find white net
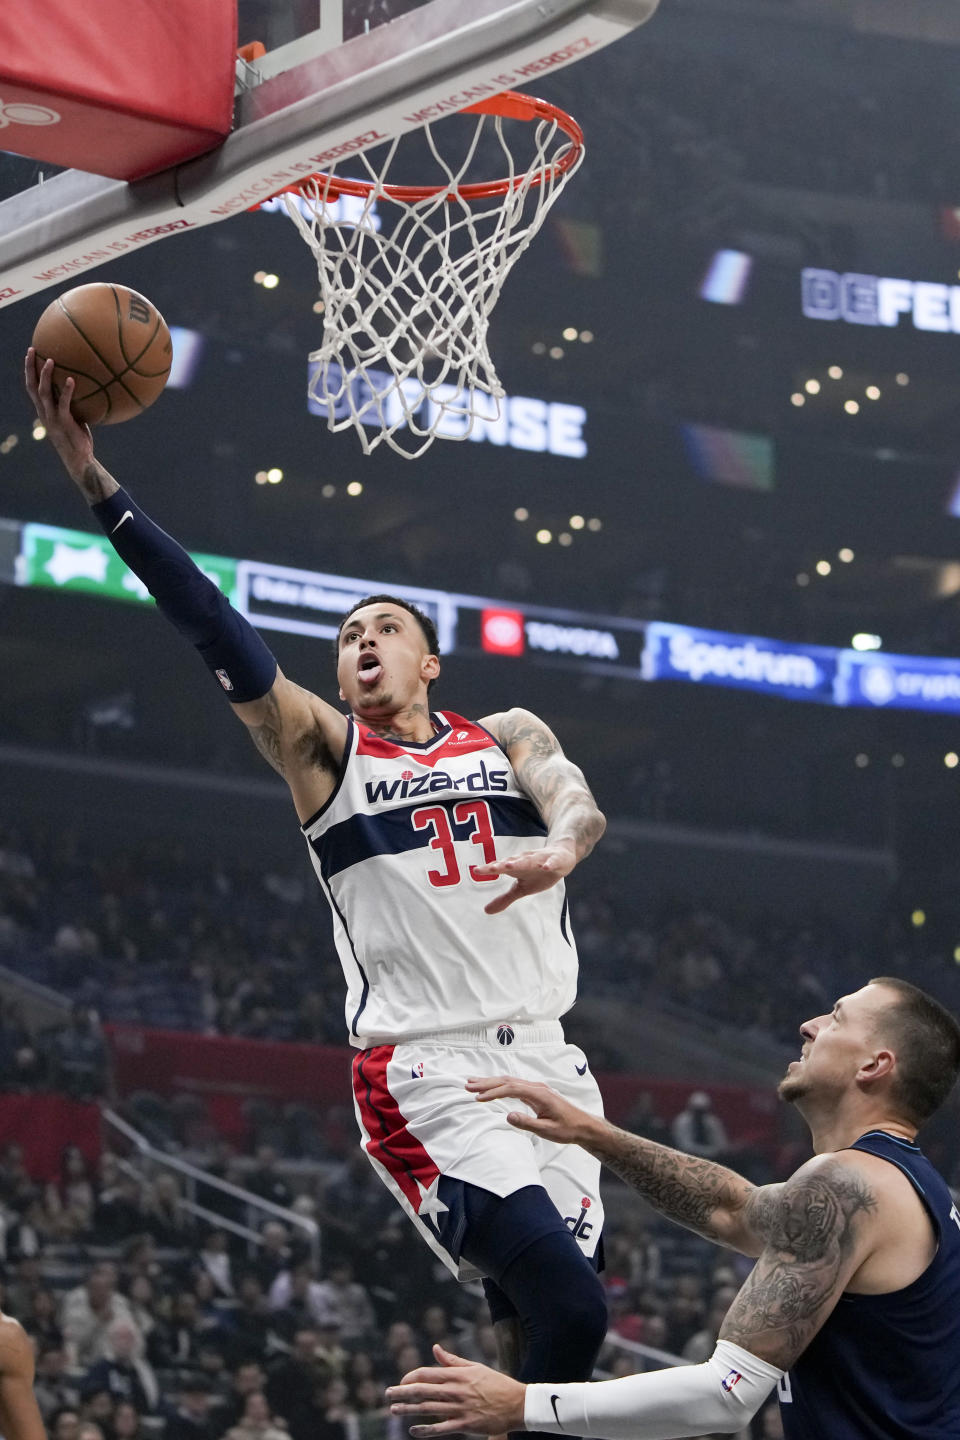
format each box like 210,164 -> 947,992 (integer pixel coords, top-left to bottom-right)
285,96 -> 583,459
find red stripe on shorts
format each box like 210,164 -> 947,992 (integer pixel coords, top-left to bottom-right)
352,1046 -> 440,1213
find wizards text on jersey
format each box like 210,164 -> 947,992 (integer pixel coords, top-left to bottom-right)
300,711 -> 578,1046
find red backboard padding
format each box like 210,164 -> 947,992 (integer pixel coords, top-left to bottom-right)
0,0 -> 237,180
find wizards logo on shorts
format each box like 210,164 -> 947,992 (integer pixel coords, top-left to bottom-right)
721,1370 -> 743,1393
496,1024 -> 515,1046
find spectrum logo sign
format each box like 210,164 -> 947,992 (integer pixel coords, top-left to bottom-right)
481,609 -> 525,656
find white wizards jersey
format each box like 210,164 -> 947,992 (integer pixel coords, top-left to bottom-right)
301,711 -> 578,1046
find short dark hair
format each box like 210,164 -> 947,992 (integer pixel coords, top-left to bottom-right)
335,594 -> 440,693
869,977 -> 960,1125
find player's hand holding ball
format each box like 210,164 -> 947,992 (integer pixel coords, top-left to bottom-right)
24,347 -> 95,484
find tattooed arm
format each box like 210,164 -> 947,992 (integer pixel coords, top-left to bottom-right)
465,1074 -> 778,1254
476,708 -> 605,913
388,1150 -> 880,1438
233,675 -> 347,821
719,1154 -> 878,1369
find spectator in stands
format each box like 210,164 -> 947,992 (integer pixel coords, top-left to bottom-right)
384,1321 -> 417,1364
33,1344 -> 80,1420
164,1379 -> 221,1440
6,1039 -> 47,1092
220,1276 -> 272,1364
681,1291 -> 732,1364
21,1287 -> 63,1348
119,1277 -> 154,1348
268,1262 -> 330,1333
313,1322 -> 349,1383
113,1400 -> 143,1440
82,1318 -> 158,1414
312,1261 -> 376,1343
245,1148 -> 293,1211
61,1263 -> 138,1367
0,1143 -> 38,1212
5,1255 -> 43,1316
221,1361 -> 269,1429
49,1406 -> 82,1440
93,1170 -> 144,1243
460,1319 -> 500,1367
604,1279 -> 644,1345
623,1090 -> 670,1147
224,1391 -> 289,1440
352,1376 -> 387,1440
56,1145 -> 96,1234
121,1234 -> 160,1287
265,1327 -> 329,1438
142,1174 -> 194,1248
147,1292 -> 215,1371
390,1342 -> 424,1385
419,1304 -> 455,1354
318,1153 -> 394,1264
315,1377 -> 355,1440
670,1090 -> 729,1161
252,1223 -> 291,1291
46,1005 -> 109,1099
80,1391 -> 115,1435
197,1229 -> 234,1298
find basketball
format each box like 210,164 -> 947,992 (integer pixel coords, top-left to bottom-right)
31,283 -> 172,426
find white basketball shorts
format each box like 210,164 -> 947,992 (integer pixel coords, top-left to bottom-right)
350,1020 -> 604,1280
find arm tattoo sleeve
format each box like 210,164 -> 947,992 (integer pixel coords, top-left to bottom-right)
719,1161 -> 877,1369
248,692 -> 287,778
246,688 -> 336,782
496,710 -> 605,857
587,1125 -> 757,1245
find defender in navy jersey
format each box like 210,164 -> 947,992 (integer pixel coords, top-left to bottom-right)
388,977 -> 960,1440
28,350 -> 612,1431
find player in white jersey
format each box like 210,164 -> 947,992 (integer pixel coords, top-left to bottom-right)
28,352 -> 612,1433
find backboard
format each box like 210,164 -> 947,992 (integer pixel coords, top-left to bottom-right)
0,0 -> 660,310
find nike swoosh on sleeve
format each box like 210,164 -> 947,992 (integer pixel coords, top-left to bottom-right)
575,1062 -> 588,1075
111,510 -> 133,533
549,1395 -> 563,1427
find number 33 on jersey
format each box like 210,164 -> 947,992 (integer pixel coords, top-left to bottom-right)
301,713 -> 578,1045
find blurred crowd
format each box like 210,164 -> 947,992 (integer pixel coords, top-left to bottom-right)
0,1124 -> 786,1440
2,818 -> 958,1440
575,42 -> 960,221
2,823 -> 960,1070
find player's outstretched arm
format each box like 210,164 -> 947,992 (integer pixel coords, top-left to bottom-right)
25,349 -> 347,820
388,1336 -> 782,1438
0,1315 -> 47,1440
466,1074 -> 775,1256
475,707 -> 605,913
388,1157 -> 877,1438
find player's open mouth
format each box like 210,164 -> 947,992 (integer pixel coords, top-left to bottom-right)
358,657 -> 383,686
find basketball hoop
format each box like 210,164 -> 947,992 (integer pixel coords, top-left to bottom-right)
265,92 -> 584,459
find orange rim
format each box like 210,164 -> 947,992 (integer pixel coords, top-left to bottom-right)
256,91 -> 583,207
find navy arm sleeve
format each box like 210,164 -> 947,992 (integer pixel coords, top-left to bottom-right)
90,486 -> 277,704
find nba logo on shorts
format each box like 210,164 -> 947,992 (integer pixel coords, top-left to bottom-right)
215,668 -> 234,691
411,1060 -> 424,1079
496,1024 -> 515,1046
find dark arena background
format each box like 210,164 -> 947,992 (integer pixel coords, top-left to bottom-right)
2,2 -> 960,1438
